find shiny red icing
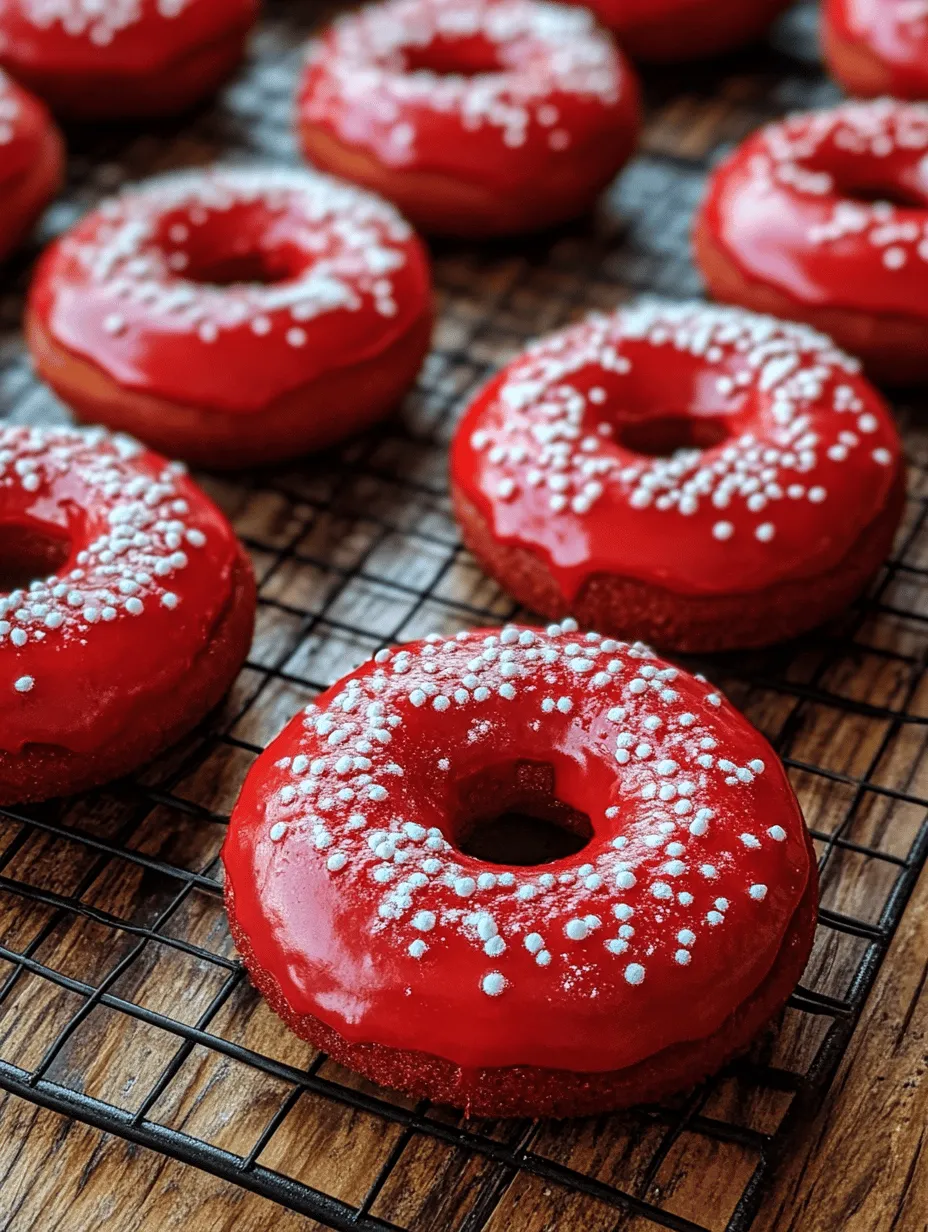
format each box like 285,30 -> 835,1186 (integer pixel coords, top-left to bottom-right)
575,0 -> 786,46
224,622 -> 812,1074
699,100 -> 928,321
298,0 -> 638,195
28,167 -> 432,416
0,0 -> 256,77
0,67 -> 54,185
0,424 -> 243,755
825,0 -> 928,98
451,303 -> 901,602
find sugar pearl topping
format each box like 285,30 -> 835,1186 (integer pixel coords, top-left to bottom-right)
452,301 -> 900,599
1,0 -> 254,59
702,99 -> 928,318
224,622 -> 812,1073
29,167 -> 430,414
0,424 -> 241,753
300,0 -> 632,174
15,0 -> 194,41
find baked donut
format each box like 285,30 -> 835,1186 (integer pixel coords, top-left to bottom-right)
297,0 -> 640,238
579,0 -> 792,62
26,167 -> 433,470
450,303 -> 904,653
695,99 -> 928,383
823,0 -> 928,100
223,622 -> 817,1118
0,0 -> 258,120
0,69 -> 62,263
0,425 -> 255,805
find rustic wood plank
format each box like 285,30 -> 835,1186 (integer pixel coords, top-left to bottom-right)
0,1091 -> 321,1232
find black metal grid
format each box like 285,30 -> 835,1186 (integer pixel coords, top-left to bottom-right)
0,2 -> 927,1228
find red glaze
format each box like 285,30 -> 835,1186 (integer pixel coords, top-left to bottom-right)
0,0 -> 258,119
576,0 -> 792,61
451,302 -> 902,639
0,424 -> 254,798
0,69 -> 63,262
27,168 -> 433,468
824,0 -> 928,99
696,101 -> 928,380
297,0 -> 640,238
224,623 -> 814,1101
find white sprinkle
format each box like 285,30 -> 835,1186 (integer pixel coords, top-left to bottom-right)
481,972 -> 506,997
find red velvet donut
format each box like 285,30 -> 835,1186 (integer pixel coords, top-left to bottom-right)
223,622 -> 817,1118
297,0 -> 640,238
695,100 -> 928,383
0,425 -> 255,805
824,0 -> 928,100
0,69 -> 62,263
450,303 -> 904,653
0,0 -> 258,119
26,168 -> 433,470
577,0 -> 793,62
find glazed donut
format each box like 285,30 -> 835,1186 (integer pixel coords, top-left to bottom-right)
450,303 -> 904,653
695,99 -> 928,383
579,0 -> 792,62
297,0 -> 640,238
823,0 -> 928,100
26,168 -> 433,470
0,0 -> 258,120
0,425 -> 255,805
0,69 -> 62,264
223,622 -> 817,1118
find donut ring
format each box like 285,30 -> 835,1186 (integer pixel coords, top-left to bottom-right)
0,0 -> 258,120
0,70 -> 63,264
824,0 -> 928,100
579,0 -> 793,62
0,424 -> 255,805
297,0 -> 640,238
451,303 -> 904,653
26,168 -> 433,470
223,622 -> 817,1118
695,99 -> 928,383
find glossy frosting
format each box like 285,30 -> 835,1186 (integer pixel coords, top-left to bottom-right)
0,66 -> 54,185
700,100 -> 928,320
577,0 -> 785,38
224,622 -> 812,1074
826,0 -> 928,98
29,167 -> 432,415
299,0 -> 638,193
451,302 -> 901,601
0,0 -> 256,75
0,425 -> 242,754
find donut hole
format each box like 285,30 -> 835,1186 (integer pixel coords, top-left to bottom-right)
618,415 -> 730,458
180,249 -> 295,289
453,760 -> 593,866
401,37 -> 503,77
839,183 -> 928,209
0,523 -> 71,591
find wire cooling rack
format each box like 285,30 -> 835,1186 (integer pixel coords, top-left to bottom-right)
1,2 -> 928,1229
